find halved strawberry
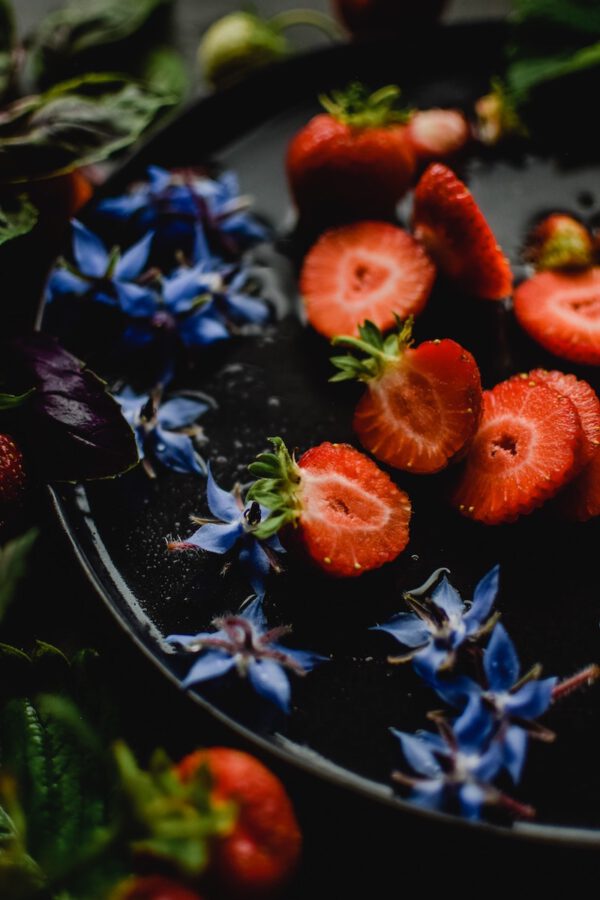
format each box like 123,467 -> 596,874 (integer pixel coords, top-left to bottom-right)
248,438 -> 411,577
300,221 -> 435,339
412,162 -> 513,300
406,109 -> 470,163
451,377 -> 583,524
560,449 -> 600,521
331,318 -> 482,473
513,268 -> 600,365
523,369 -> 600,465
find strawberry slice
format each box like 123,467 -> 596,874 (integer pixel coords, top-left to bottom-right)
560,449 -> 600,521
331,318 -> 482,473
248,438 -> 411,577
451,378 -> 583,524
412,162 -> 513,300
524,369 -> 600,466
300,221 -> 435,339
406,109 -> 470,163
513,268 -> 600,365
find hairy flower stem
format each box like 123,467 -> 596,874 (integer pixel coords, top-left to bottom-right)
551,664 -> 600,701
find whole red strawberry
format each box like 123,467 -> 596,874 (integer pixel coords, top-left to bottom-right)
331,318 -> 482,473
0,433 -> 26,510
332,0 -> 447,38
176,748 -> 301,898
286,83 -> 416,223
248,437 -> 411,577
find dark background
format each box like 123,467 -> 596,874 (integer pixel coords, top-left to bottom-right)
10,0 -> 600,896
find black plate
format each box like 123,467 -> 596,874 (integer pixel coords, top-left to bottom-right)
43,23 -> 600,846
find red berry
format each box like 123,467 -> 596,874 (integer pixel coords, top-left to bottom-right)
526,213 -> 594,272
525,370 -> 600,466
451,378 -> 583,524
109,876 -> 202,900
296,441 -> 411,576
0,434 -> 26,507
300,221 -> 435,338
286,84 -> 416,223
412,162 -> 513,300
176,748 -> 301,898
406,109 -> 470,163
332,319 -> 482,473
513,268 -> 600,365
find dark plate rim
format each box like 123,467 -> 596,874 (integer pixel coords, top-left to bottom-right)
42,25 -> 600,848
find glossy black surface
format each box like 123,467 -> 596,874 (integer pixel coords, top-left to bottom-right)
44,26 -> 600,839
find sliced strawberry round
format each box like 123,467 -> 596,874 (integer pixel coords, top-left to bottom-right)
331,318 -> 482,473
297,442 -> 411,576
525,369 -> 600,465
406,109 -> 470,163
412,162 -> 513,300
248,437 -> 411,577
513,268 -> 600,365
451,378 -> 583,524
300,221 -> 435,339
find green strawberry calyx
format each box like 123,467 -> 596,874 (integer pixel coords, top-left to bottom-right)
319,82 -> 412,129
330,316 -> 414,383
247,437 -> 303,539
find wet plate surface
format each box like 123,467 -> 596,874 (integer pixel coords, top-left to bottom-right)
43,25 -> 600,839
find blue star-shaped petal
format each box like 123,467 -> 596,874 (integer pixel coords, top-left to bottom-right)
166,597 -> 327,713
372,566 -> 499,673
46,220 -> 156,315
168,467 -> 284,599
115,387 -> 210,478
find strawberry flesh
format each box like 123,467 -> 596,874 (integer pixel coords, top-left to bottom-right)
0,434 -> 26,507
514,268 -> 600,365
297,441 -> 411,576
354,338 -> 482,473
300,221 -> 435,338
525,369 -> 600,466
407,109 -> 470,162
412,162 -> 513,300
451,378 -> 583,524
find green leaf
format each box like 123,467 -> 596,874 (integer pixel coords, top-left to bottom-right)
0,530 -> 38,624
0,196 -> 39,247
140,46 -> 188,103
512,0 -> 600,37
0,73 -> 177,184
30,0 -> 174,80
0,0 -> 15,101
0,389 -> 35,411
507,39 -> 600,100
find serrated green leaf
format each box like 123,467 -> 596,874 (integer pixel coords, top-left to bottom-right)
30,0 -> 174,81
0,530 -> 38,624
0,195 -> 39,247
0,73 -> 176,184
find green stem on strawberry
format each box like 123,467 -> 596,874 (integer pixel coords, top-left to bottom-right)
330,316 -> 414,383
247,437 -> 303,539
0,390 -> 34,411
319,82 -> 412,128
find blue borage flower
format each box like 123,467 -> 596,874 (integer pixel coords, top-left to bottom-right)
97,165 -> 270,257
390,699 -> 534,821
372,565 -> 499,673
168,467 -> 285,599
115,387 -> 210,478
415,623 -> 558,783
166,597 -> 327,713
46,220 -> 156,313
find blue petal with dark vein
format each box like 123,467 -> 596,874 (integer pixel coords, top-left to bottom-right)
247,658 -> 291,713
372,613 -> 430,649
484,623 -> 520,693
182,650 -> 236,688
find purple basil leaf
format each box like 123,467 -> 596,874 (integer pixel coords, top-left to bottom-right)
7,333 -> 138,480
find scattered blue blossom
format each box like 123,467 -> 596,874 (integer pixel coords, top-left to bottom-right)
115,386 -> 210,478
372,566 -> 499,674
46,220 -> 157,314
168,467 -> 284,599
97,166 -> 270,258
166,597 -> 326,713
391,700 -> 533,821
415,623 -> 557,783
